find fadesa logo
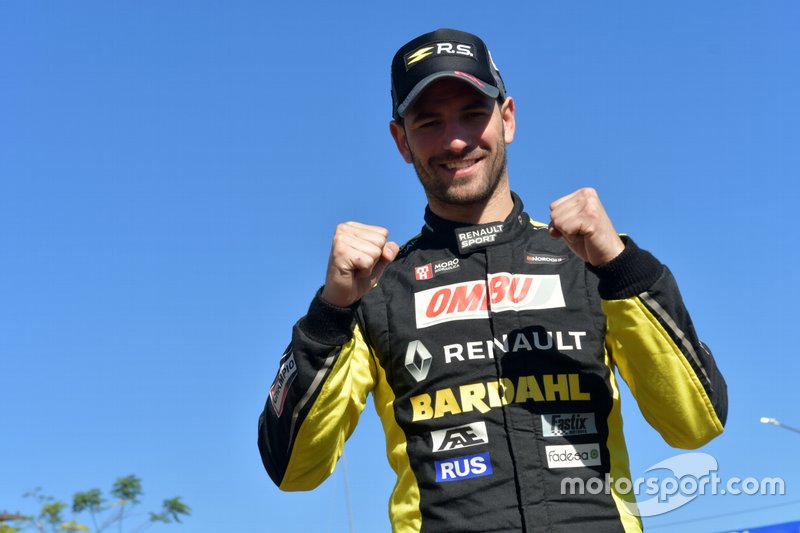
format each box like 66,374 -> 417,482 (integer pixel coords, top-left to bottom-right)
269,350 -> 297,417
541,413 -> 597,438
435,452 -> 493,482
404,42 -> 475,69
415,258 -> 460,281
414,274 -> 565,328
431,421 -> 489,452
546,444 -> 601,469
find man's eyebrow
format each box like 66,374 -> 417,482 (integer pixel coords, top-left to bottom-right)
462,98 -> 494,111
410,98 -> 494,123
410,111 -> 439,123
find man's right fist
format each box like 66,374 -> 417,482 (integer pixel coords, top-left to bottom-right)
320,222 -> 399,308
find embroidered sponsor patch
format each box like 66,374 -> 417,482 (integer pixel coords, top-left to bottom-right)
415,257 -> 461,280
405,340 -> 433,382
435,452 -> 493,482
414,273 -> 566,328
541,413 -> 597,437
431,422 -> 489,452
404,41 -> 476,70
455,223 -> 504,253
269,350 -> 297,417
546,443 -> 601,469
525,252 -> 569,265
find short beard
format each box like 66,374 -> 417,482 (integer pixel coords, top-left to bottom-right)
409,128 -> 508,207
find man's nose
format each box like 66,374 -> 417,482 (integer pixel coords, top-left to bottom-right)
442,121 -> 471,153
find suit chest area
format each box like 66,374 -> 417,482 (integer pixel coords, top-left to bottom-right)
362,230 -> 626,531
370,232 -> 612,411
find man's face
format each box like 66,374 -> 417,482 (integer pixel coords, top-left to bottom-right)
390,78 -> 515,207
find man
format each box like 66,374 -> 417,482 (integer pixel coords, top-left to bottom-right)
258,28 -> 727,532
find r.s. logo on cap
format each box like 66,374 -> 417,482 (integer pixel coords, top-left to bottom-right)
404,41 -> 475,70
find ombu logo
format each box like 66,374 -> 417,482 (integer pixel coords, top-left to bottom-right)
414,274 -> 565,328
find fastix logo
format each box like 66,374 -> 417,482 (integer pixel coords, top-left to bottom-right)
435,452 -> 492,482
526,253 -> 569,265
415,258 -> 460,281
431,421 -> 489,452
404,41 -> 475,70
546,443 -> 601,469
541,413 -> 597,438
414,273 -> 566,329
269,350 -> 297,417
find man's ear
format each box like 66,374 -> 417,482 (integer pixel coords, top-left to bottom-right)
501,96 -> 516,145
389,120 -> 413,163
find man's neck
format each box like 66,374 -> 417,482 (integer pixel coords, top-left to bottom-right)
427,182 -> 514,225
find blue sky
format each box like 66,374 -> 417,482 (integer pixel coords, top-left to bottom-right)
1,2 -> 798,532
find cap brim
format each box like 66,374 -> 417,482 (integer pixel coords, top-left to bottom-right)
396,71 -> 500,118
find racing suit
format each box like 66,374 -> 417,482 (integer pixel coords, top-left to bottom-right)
258,193 -> 727,533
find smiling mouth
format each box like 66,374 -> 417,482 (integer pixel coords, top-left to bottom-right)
441,157 -> 482,171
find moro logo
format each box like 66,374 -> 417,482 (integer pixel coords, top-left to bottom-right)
431,421 -> 489,452
405,340 -> 433,382
414,258 -> 460,281
415,264 -> 433,280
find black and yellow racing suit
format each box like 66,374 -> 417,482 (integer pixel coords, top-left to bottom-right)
258,193 -> 727,533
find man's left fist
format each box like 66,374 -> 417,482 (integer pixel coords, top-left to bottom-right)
548,187 -> 625,267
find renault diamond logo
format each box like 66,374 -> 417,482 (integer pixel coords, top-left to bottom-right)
405,340 -> 433,382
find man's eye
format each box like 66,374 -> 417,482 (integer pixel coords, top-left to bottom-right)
417,120 -> 441,129
464,111 -> 487,120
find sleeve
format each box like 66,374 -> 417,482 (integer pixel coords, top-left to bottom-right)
258,290 -> 377,491
588,237 -> 728,449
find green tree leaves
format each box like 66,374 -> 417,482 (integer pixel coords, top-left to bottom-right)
110,477 -> 142,506
1,476 -> 189,532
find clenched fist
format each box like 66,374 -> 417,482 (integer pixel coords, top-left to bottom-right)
321,222 -> 400,308
548,187 -> 625,267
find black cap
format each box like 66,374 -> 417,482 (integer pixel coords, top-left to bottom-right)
391,28 -> 507,120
